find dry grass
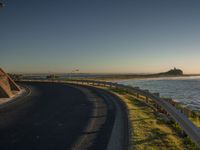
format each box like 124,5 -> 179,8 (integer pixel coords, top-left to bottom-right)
110,90 -> 188,150
189,117 -> 200,128
79,84 -> 197,149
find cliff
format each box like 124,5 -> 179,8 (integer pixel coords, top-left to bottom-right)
0,68 -> 20,98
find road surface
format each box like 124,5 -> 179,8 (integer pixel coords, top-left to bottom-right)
0,82 -> 128,150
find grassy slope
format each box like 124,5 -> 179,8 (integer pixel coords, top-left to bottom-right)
109,89 -> 189,150
189,117 -> 200,128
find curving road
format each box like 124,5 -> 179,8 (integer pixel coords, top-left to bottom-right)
0,82 -> 128,150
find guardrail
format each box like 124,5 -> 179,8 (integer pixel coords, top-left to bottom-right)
19,79 -> 200,148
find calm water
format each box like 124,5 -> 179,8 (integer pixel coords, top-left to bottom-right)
118,76 -> 200,112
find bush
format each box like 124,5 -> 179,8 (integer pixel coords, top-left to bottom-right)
183,136 -> 197,150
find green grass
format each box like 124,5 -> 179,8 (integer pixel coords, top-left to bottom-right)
108,88 -> 197,150
84,84 -> 198,149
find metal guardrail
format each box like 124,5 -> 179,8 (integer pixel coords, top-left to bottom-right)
19,79 -> 200,148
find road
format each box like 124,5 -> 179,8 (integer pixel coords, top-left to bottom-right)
64,79 -> 200,148
0,82 -> 128,150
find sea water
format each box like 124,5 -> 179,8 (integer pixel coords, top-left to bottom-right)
118,76 -> 200,112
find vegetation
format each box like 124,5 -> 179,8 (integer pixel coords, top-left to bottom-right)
158,68 -> 183,76
8,74 -> 23,80
0,2 -> 5,8
189,117 -> 200,128
69,81 -> 198,149
46,74 -> 59,80
84,68 -> 184,81
108,88 -> 197,150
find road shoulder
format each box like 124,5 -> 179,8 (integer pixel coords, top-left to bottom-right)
68,84 -> 129,150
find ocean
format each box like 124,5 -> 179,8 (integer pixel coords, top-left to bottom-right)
118,76 -> 200,112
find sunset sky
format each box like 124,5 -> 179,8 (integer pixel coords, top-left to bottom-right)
1,0 -> 200,74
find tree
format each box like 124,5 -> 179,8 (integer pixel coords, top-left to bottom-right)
0,2 -> 4,8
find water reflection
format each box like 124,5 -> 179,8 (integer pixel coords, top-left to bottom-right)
118,76 -> 200,111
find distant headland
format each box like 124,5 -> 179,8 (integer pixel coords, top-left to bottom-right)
156,68 -> 183,76
9,68 -> 185,81
85,68 -> 185,80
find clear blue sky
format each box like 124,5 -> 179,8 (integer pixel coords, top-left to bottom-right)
1,0 -> 200,74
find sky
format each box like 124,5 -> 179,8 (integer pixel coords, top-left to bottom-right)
1,0 -> 200,74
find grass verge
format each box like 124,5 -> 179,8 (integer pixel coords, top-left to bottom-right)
189,117 -> 200,128
107,88 -> 198,150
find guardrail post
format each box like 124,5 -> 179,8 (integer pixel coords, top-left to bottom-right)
109,83 -> 112,88
155,103 -> 162,112
134,87 -> 140,89
42,79 -> 200,147
146,96 -> 149,103
137,93 -> 140,99
153,93 -> 160,97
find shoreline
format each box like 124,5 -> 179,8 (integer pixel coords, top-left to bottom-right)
17,79 -> 200,148
114,79 -> 200,128
98,75 -> 200,82
116,77 -> 200,112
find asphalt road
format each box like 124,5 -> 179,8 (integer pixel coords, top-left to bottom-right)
0,82 -> 118,150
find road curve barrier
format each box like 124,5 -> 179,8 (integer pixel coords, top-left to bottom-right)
18,79 -> 200,148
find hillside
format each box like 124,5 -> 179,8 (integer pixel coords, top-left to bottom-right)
157,68 -> 183,76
